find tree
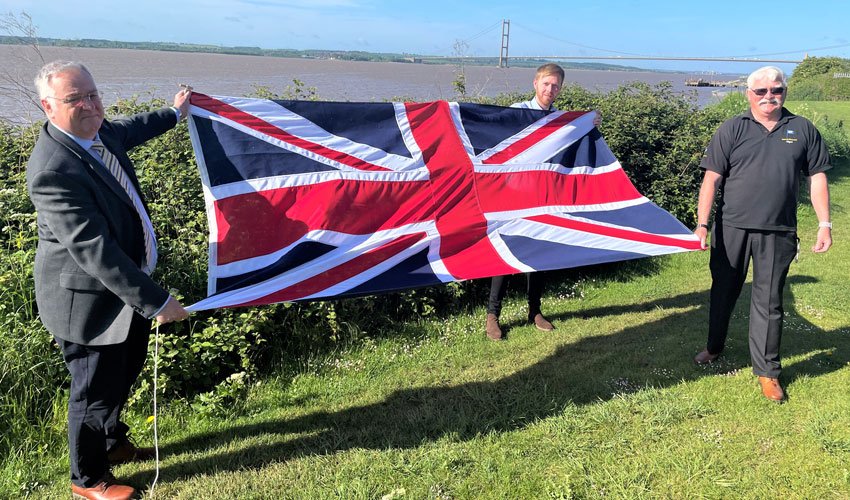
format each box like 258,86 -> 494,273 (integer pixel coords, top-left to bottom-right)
450,39 -> 470,100
0,12 -> 45,123
790,56 -> 850,82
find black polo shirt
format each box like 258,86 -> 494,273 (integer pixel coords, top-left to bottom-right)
700,108 -> 831,231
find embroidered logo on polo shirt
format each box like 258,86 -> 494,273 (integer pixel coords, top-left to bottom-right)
781,129 -> 797,143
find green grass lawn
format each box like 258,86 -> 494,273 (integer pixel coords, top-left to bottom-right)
786,100 -> 850,130
10,164 -> 850,497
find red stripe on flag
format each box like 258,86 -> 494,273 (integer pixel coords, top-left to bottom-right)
475,169 -> 642,213
214,179 -> 435,264
482,111 -> 588,165
230,232 -> 427,306
191,93 -> 391,172
404,102 -> 519,279
528,214 -> 703,250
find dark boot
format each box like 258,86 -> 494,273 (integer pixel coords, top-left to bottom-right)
485,313 -> 503,340
528,313 -> 554,331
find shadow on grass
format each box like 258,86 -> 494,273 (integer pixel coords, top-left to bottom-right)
125,274 -> 849,487
264,255 -> 667,371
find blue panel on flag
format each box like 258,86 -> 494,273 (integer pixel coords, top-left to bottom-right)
503,234 -> 647,270
344,248 -> 441,295
214,241 -> 336,294
458,103 -> 545,154
193,116 -> 339,186
575,203 -> 690,234
274,100 -> 413,158
548,130 -> 617,168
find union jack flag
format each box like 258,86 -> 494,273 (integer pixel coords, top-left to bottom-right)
185,93 -> 700,311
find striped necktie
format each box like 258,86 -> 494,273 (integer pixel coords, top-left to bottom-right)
90,140 -> 158,274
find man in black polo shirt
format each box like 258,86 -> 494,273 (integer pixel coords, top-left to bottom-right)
692,65 -> 832,402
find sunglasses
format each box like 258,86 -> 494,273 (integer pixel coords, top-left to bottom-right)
749,87 -> 785,97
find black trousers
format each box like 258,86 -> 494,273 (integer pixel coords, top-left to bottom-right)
57,314 -> 150,487
707,224 -> 796,378
487,272 -> 544,317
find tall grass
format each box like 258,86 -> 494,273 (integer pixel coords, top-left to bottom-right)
0,123 -> 68,497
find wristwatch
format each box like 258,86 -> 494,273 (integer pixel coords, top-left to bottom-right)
696,223 -> 709,230
819,221 -> 832,229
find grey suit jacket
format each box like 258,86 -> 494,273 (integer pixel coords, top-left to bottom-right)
27,109 -> 176,345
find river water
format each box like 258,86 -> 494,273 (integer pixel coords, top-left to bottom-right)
1,45 -> 741,123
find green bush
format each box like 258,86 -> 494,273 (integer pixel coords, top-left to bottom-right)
823,77 -> 850,101
704,90 -> 748,117
787,75 -> 825,101
788,57 -> 850,101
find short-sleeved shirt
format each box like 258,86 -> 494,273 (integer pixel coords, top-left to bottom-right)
511,98 -> 556,111
700,107 -> 831,231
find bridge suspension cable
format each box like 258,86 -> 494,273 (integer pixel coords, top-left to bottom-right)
502,20 -> 845,64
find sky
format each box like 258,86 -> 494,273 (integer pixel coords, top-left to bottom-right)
4,0 -> 850,74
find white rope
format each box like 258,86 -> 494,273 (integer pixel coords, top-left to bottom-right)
150,322 -> 161,498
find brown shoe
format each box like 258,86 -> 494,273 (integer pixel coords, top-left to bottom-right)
694,349 -> 720,364
107,439 -> 155,465
72,473 -> 138,500
758,377 -> 786,402
529,313 -> 554,331
485,313 -> 503,340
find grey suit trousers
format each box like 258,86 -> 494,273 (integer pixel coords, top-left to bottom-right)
707,223 -> 797,378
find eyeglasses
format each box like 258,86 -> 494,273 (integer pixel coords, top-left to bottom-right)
749,87 -> 785,97
45,91 -> 102,107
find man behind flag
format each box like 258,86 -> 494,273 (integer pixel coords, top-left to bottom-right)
485,63 -> 602,341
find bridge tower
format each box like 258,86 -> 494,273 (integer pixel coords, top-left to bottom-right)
498,19 -> 510,68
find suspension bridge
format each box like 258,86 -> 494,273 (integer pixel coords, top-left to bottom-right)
422,19 -> 824,68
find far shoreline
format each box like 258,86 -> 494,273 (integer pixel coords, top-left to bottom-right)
0,44 -> 743,122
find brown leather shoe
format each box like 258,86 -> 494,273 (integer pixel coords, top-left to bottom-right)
485,313 -> 503,340
107,439 -> 155,465
72,473 -> 138,500
529,313 -> 554,331
694,349 -> 720,364
758,376 -> 786,402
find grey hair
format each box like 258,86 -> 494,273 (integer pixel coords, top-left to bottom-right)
34,60 -> 93,99
746,66 -> 787,89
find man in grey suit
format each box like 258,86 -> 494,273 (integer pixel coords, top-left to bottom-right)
27,60 -> 190,500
